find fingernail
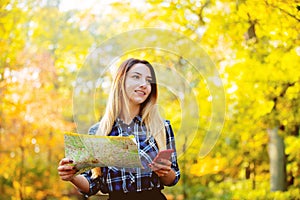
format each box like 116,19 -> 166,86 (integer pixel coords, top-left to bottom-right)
69,159 -> 74,163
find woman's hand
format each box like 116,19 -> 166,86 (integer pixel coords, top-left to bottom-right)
149,159 -> 176,185
57,158 -> 90,193
57,158 -> 78,181
149,158 -> 172,177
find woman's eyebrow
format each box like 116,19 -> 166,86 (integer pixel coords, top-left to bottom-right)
131,72 -> 152,79
131,72 -> 142,75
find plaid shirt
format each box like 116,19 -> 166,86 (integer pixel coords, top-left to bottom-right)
80,115 -> 180,196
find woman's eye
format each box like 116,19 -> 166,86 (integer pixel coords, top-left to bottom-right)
146,79 -> 152,83
132,75 -> 139,79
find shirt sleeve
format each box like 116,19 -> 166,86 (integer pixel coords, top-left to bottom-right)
78,123 -> 107,196
80,170 -> 103,197
164,120 -> 181,186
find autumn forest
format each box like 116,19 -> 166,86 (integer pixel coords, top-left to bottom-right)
1,0 -> 300,199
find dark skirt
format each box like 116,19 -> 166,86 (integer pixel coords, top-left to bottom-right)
108,189 -> 167,200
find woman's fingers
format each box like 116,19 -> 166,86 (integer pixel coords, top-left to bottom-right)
59,173 -> 75,181
58,158 -> 77,181
58,165 -> 75,173
153,169 -> 171,177
58,168 -> 77,181
150,159 -> 171,170
58,168 -> 77,176
59,158 -> 73,166
149,159 -> 172,177
57,162 -> 74,172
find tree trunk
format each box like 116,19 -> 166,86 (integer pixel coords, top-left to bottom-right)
267,127 -> 287,191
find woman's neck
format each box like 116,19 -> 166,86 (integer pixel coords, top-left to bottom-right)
120,104 -> 140,124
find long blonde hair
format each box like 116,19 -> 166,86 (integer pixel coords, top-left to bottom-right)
93,58 -> 166,177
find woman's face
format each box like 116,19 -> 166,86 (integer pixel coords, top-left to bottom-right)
124,63 -> 152,107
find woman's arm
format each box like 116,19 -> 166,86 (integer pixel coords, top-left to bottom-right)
152,120 -> 181,186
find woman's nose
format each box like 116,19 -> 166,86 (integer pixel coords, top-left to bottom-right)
139,80 -> 148,87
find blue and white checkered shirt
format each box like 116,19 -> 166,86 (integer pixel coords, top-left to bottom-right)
80,115 -> 180,196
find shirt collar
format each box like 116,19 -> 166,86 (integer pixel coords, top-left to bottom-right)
114,115 -> 142,127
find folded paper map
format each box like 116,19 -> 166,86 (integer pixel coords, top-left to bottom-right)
64,132 -> 143,173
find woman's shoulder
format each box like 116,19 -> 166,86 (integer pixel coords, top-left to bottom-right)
163,119 -> 175,138
88,122 -> 100,135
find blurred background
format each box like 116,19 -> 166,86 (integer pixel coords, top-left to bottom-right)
1,0 -> 300,199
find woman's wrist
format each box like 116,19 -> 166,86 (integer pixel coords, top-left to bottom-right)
70,175 -> 90,194
159,169 -> 175,185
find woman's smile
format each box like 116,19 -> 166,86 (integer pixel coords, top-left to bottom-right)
135,89 -> 146,95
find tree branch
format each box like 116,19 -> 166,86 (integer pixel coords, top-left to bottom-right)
266,1 -> 300,22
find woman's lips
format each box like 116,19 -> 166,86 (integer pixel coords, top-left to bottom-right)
135,90 -> 146,95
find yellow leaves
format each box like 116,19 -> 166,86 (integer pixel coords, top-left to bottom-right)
12,181 -> 22,200
59,197 -> 72,200
24,186 -> 35,198
253,99 -> 274,119
286,82 -> 300,100
0,0 -> 299,199
36,190 -> 47,199
13,180 -> 21,190
190,156 -> 227,177
285,136 -> 300,158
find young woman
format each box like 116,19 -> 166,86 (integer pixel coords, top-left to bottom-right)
58,58 -> 180,199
